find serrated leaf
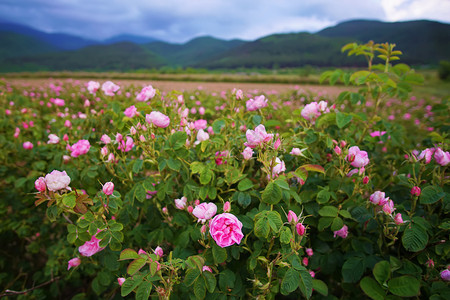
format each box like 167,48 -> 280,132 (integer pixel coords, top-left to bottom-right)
267,210 -> 283,232
402,223 -> 428,252
63,194 -> 76,208
331,217 -> 344,232
121,276 -> 144,297
134,184 -> 147,203
167,157 -> 181,171
254,217 -> 270,239
342,257 -> 365,283
419,186 -> 445,205
312,279 -> 328,296
238,178 -> 253,191
360,277 -> 386,300
318,206 -> 338,217
261,181 -> 282,205
136,281 -> 152,300
194,277 -> 206,300
132,159 -> 143,174
281,268 -> 299,295
336,112 -> 353,128
280,227 -> 292,244
202,271 -> 216,293
373,260 -> 391,285
318,217 -> 334,231
212,242 -> 227,263
120,249 -> 140,260
127,258 -> 147,275
388,276 -> 420,297
184,268 -> 201,287
298,269 -> 313,299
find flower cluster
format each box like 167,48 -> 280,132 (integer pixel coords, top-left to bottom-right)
369,191 -> 404,225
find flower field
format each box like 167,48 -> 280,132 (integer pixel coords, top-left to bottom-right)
0,42 -> 449,299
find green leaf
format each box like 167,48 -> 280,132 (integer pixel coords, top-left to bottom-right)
281,268 -> 300,295
200,169 -> 213,185
360,277 -> 386,300
336,112 -> 353,128
342,257 -> 365,283
219,269 -> 235,291
318,217 -> 334,231
194,276 -> 206,300
212,119 -> 226,134
254,217 -> 270,239
120,249 -> 140,260
121,275 -> 144,297
109,222 -> 123,232
202,271 -> 217,293
167,157 -> 181,171
261,181 -> 282,205
136,281 -> 152,300
169,131 -> 187,149
373,260 -> 391,285
212,242 -> 227,263
280,227 -> 292,244
238,178 -> 253,191
267,211 -> 283,232
127,258 -> 147,275
419,186 -> 445,205
150,261 -> 158,276
402,223 -> 428,252
237,192 -> 251,208
298,269 -> 313,299
184,268 -> 201,287
132,159 -> 143,174
134,184 -> 147,203
312,279 -> 328,296
331,217 -> 344,232
63,194 -> 76,208
299,164 -> 325,174
388,276 -> 420,297
316,189 -> 331,204
318,206 -> 338,217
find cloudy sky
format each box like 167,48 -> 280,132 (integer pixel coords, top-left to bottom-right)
1,0 -> 449,43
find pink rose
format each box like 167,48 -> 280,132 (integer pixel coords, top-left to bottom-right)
245,124 -> 273,148
271,157 -> 286,177
100,146 -> 108,156
100,134 -> 111,144
382,199 -> 395,215
306,248 -> 313,256
296,223 -> 306,236
223,201 -> 231,213
440,269 -> 450,281
193,119 -> 207,130
202,266 -> 212,272
87,81 -> 100,94
195,129 -> 210,145
418,148 -> 434,164
154,246 -> 163,258
434,147 -> 450,166
146,111 -> 170,128
101,81 -> 120,96
70,139 -> 90,157
287,210 -> 298,224
103,182 -> 114,195
274,138 -> 281,150
369,191 -> 386,205
47,134 -> 60,144
44,170 -> 71,192
246,95 -> 268,111
394,213 -> 404,225
78,233 -> 105,257
242,147 -> 254,160
209,213 -> 244,248
347,146 -> 369,168
117,278 -> 126,286
174,196 -> 187,209
333,225 -> 348,238
136,85 -> 156,101
410,186 -> 421,197
67,257 -> 81,270
23,141 -> 33,150
193,202 -> 217,223
35,177 -> 46,192
301,102 -> 321,121
290,147 -> 303,156
124,105 -> 137,118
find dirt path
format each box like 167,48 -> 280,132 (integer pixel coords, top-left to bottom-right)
3,78 -> 355,97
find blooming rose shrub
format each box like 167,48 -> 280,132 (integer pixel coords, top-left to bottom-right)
0,42 -> 449,299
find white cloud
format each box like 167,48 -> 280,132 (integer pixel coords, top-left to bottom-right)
381,0 -> 450,23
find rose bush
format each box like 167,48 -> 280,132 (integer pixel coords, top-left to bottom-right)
0,42 -> 449,299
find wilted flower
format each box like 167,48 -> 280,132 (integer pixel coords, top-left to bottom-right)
333,225 -> 348,238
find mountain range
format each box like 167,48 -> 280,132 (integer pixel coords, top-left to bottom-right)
0,19 -> 449,72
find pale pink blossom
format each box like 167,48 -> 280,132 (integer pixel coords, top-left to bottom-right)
193,119 -> 207,130
271,157 -> 286,177
369,191 -> 386,205
47,134 -> 60,144
209,213 -> 244,247
301,102 -> 321,121
202,266 -> 212,272
67,257 -> 81,270
103,182 -> 114,195
370,131 -> 387,137
23,141 -> 33,150
246,95 -> 268,111
223,201 -> 231,213
242,147 -> 254,160
87,81 -> 100,94
347,146 -> 369,168
382,199 -> 395,215
100,134 -> 111,144
118,136 -> 134,152
290,147 -> 304,156
287,210 -> 298,224
146,111 -> 170,128
136,85 -> 156,101
333,225 -> 348,238
124,105 -> 137,118
418,148 -> 434,164
44,170 -> 71,192
35,177 -> 46,192
193,202 -> 217,223
195,129 -> 209,145
274,138 -> 281,150
78,233 -> 105,257
306,248 -> 313,256
394,213 -> 404,225
245,124 -> 273,148
101,81 -> 120,96
154,246 -> 163,258
174,196 -> 187,209
70,139 -> 90,157
434,147 -> 450,166
100,146 -> 108,156
117,278 -> 126,286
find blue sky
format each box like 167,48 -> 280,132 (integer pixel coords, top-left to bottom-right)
1,0 -> 449,43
